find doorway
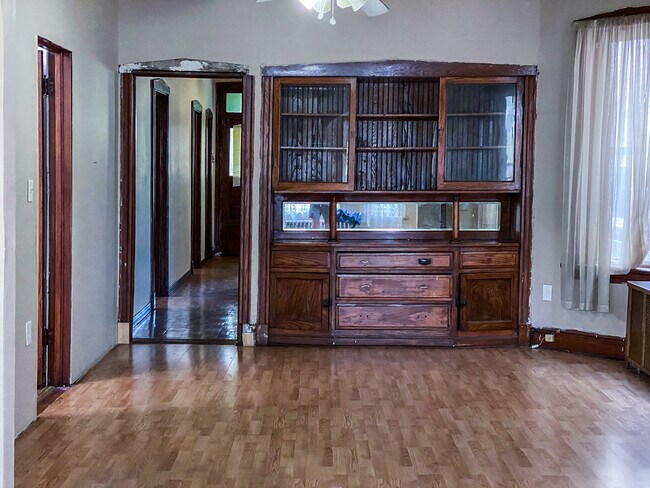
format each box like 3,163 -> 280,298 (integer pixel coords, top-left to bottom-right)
123,71 -> 253,344
215,83 -> 243,257
151,79 -> 170,302
37,38 -> 72,387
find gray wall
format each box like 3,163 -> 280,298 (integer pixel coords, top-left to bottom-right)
6,0 -> 119,437
118,0 -> 542,326
133,77 -> 214,315
531,0 -> 650,337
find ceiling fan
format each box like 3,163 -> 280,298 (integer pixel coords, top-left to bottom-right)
257,0 -> 389,25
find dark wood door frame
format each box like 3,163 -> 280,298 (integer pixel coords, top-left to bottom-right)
37,37 -> 72,386
118,68 -> 255,345
215,82 -> 244,257
190,100 -> 203,270
151,79 -> 170,299
204,109 -> 214,259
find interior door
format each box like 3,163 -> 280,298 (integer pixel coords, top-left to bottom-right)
151,80 -> 170,299
216,83 -> 243,256
459,272 -> 518,331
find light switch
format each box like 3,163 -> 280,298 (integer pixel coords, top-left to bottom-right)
542,284 -> 553,302
25,321 -> 32,346
27,179 -> 34,203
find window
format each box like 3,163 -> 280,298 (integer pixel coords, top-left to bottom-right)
229,124 -> 241,187
562,14 -> 650,311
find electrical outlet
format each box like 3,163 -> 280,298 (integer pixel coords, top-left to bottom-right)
542,284 -> 553,302
544,333 -> 555,343
25,321 -> 32,346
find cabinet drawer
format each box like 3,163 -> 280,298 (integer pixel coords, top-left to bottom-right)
460,251 -> 518,269
338,253 -> 452,270
272,250 -> 330,271
337,274 -> 452,299
337,304 -> 450,330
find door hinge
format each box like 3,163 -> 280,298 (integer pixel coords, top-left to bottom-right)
44,328 -> 55,345
42,77 -> 55,97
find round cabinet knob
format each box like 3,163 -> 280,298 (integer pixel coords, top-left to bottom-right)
418,258 -> 432,266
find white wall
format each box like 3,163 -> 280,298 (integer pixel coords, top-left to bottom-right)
118,0 -> 542,325
1,1 -> 17,484
133,76 -> 214,311
6,0 -> 119,435
531,0 -> 650,337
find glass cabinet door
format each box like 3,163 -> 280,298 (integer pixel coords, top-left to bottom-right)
274,78 -> 356,191
438,78 -> 522,190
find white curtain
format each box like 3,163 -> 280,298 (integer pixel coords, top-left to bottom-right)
562,14 -> 650,312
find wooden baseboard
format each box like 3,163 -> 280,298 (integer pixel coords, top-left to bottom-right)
529,327 -> 625,361
132,303 -> 152,325
169,269 -> 191,295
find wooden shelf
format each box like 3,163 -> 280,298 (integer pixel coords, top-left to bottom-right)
357,114 -> 438,120
281,112 -> 348,117
280,146 -> 348,151
446,112 -> 506,117
447,146 -> 509,151
357,147 -> 437,152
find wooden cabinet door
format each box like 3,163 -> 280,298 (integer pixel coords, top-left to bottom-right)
438,77 -> 523,191
270,272 -> 330,333
459,272 -> 517,331
273,77 -> 356,192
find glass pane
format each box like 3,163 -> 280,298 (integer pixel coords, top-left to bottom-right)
445,83 -> 516,182
279,85 -> 350,184
459,202 -> 501,231
336,202 -> 452,231
226,93 -> 242,113
282,202 -> 330,231
229,124 -> 242,187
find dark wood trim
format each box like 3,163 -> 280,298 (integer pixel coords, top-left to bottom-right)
37,38 -> 72,386
518,76 -> 537,346
118,70 -> 254,345
190,100 -> 203,270
168,269 -> 192,295
258,77 -> 273,331
151,79 -> 170,300
118,73 -> 136,324
611,268 -> 650,283
152,78 -> 170,96
239,75 -> 255,331
124,70 -> 246,79
262,60 -> 539,78
204,109 -> 214,259
576,7 -> 650,22
530,327 -> 625,361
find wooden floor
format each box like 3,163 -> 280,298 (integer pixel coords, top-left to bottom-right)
133,256 -> 239,342
15,345 -> 650,487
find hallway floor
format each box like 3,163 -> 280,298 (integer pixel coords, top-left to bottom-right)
133,256 -> 238,342
15,345 -> 650,487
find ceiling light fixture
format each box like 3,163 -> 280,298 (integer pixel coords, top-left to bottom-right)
257,0 -> 389,25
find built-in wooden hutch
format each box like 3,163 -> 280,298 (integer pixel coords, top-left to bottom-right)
260,61 -> 537,347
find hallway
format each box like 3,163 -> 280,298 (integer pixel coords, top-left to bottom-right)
14,344 -> 650,487
133,256 -> 238,342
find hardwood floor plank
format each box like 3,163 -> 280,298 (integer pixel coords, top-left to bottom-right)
14,345 -> 650,487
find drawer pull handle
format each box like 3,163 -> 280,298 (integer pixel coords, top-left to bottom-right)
418,258 -> 432,266
359,284 -> 371,291
360,259 -> 370,265
419,285 -> 430,290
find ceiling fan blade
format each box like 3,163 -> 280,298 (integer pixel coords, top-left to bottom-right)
361,0 -> 388,16
337,0 -> 367,11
